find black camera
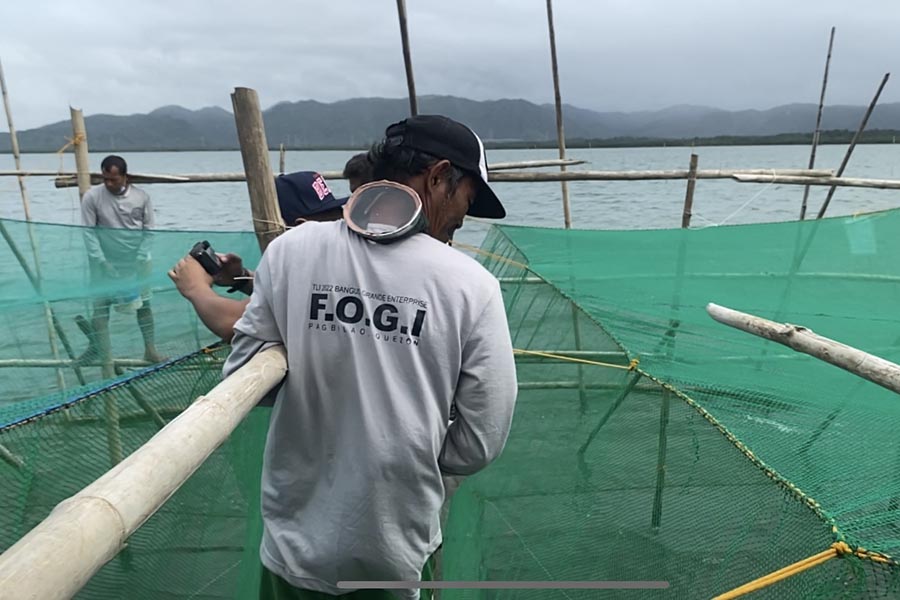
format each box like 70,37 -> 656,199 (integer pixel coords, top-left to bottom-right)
190,240 -> 222,276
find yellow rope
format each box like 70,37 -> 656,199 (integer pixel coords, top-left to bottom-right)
56,133 -> 86,173
713,541 -> 892,600
513,348 -> 639,371
56,133 -> 85,155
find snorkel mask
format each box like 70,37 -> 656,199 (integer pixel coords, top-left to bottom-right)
343,180 -> 428,244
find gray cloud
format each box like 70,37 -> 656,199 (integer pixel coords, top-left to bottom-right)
2,0 -> 899,129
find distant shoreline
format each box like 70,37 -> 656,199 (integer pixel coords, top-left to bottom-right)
4,129 -> 900,154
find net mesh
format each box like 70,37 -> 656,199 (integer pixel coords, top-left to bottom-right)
3,211 -> 900,598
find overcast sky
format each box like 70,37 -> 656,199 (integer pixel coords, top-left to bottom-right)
1,0 -> 898,129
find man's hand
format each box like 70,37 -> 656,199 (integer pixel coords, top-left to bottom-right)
168,255 -> 214,300
101,262 -> 119,279
213,253 -> 246,287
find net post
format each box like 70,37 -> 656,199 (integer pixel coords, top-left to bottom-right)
231,87 -> 284,253
681,154 -> 698,229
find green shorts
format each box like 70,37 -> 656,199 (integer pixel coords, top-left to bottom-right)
259,558 -> 435,600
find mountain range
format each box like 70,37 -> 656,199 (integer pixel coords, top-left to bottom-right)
3,95 -> 900,152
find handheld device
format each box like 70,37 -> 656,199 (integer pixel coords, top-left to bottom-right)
189,240 -> 222,276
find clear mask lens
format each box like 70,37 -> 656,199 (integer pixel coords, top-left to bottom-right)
343,180 -> 426,243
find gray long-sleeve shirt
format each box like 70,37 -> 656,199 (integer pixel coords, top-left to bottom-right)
223,221 -> 518,598
81,183 -> 154,267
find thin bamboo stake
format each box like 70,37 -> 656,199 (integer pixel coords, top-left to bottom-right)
231,87 -> 284,252
0,346 -> 287,600
0,59 -> 32,221
279,143 -> 285,175
800,27 -> 835,221
113,365 -> 166,430
1,58 -> 66,391
681,154 -> 699,228
0,222 -> 86,386
395,0 -> 417,116
69,108 -> 91,200
40,166 -> 835,187
817,72 -> 891,219
0,444 -> 24,470
545,0 -> 571,229
650,389 -> 671,529
707,303 -> 900,394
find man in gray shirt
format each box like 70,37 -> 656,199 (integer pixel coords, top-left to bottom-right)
80,155 -> 162,364
223,115 -> 518,599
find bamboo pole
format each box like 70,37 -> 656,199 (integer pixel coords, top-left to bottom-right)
0,444 -> 24,470
279,143 -> 285,175
0,346 -> 287,600
485,158 -> 586,170
69,108 -> 91,200
41,166 -> 836,187
681,154 -> 699,228
734,173 -> 900,190
231,87 -> 284,252
0,59 -> 33,220
0,221 -> 86,386
707,303 -> 900,394
395,0 -> 417,116
816,72 -> 891,219
800,27 -> 835,221
0,358 -> 150,369
113,365 -> 166,430
1,58 -> 67,391
545,0 -> 571,229
70,108 -> 120,461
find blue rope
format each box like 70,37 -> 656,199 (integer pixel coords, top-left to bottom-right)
0,342 -> 226,432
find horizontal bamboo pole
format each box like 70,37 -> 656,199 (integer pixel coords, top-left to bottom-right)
487,168 -> 834,182
560,271 -> 900,284
518,380 -> 662,392
734,173 -> 900,190
0,358 -> 152,369
0,167 -> 835,188
489,158 -> 585,170
0,345 -> 287,600
706,303 -> 900,395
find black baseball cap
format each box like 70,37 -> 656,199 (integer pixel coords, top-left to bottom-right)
274,171 -> 348,225
384,115 -> 506,219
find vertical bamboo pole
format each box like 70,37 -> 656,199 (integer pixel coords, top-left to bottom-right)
0,60 -> 33,221
1,58 -> 68,392
70,108 -> 91,200
799,27 -> 835,221
279,143 -> 286,175
231,87 -> 284,252
681,154 -> 699,228
816,72 -> 890,219
395,0 -> 418,116
652,157 -> 700,530
546,0 -> 583,420
70,108 -> 121,464
545,0 -> 571,229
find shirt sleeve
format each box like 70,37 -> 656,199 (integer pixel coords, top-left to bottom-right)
80,190 -> 105,264
222,242 -> 284,379
439,283 -> 518,476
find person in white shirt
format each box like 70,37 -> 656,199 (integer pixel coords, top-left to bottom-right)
223,115 -> 518,600
80,155 -> 162,364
